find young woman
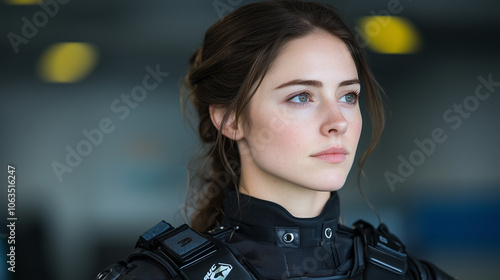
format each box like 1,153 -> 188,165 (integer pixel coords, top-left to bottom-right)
96,1 -> 454,279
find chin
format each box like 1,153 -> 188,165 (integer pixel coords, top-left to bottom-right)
308,176 -> 348,192
305,162 -> 353,191
322,168 -> 350,189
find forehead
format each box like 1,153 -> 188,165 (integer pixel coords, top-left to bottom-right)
265,32 -> 358,83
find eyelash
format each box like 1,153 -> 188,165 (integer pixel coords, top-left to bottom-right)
287,91 -> 360,106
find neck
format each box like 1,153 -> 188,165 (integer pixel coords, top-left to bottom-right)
239,174 -> 331,218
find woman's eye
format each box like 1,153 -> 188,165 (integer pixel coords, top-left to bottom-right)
340,92 -> 359,104
289,92 -> 310,103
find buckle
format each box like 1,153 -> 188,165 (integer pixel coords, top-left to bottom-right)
136,220 -> 174,249
366,232 -> 407,275
354,220 -> 407,276
158,225 -> 217,269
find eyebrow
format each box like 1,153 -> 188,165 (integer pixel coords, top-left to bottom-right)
274,78 -> 360,89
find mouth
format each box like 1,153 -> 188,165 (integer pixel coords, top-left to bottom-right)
311,146 -> 348,163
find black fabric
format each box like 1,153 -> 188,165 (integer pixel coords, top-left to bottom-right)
221,189 -> 359,279
95,189 -> 456,280
353,220 -> 407,279
223,189 -> 340,248
121,260 -> 173,280
96,259 -> 174,280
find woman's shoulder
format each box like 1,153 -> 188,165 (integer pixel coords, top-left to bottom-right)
95,221 -> 258,280
347,220 -> 455,280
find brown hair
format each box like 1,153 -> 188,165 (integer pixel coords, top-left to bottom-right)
182,0 -> 385,231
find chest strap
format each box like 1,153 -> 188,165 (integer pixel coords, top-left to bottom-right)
353,220 -> 407,280
130,221 -> 259,280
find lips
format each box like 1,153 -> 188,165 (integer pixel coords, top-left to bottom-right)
311,146 -> 348,163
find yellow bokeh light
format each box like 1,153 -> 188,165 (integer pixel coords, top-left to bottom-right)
37,42 -> 99,83
5,0 -> 39,5
358,16 -> 422,54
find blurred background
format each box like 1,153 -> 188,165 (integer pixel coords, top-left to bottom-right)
1,0 -> 499,279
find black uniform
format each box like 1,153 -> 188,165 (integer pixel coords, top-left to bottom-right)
96,190 -> 455,279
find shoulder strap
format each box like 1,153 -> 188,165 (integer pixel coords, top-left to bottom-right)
353,220 -> 407,280
131,221 -> 259,280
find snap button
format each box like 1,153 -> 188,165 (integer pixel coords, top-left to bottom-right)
283,232 -> 294,243
324,227 -> 332,239
276,227 -> 299,247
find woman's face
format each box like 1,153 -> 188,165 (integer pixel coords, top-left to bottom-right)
237,32 -> 362,195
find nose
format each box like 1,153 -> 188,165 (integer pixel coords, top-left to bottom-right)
320,101 -> 348,136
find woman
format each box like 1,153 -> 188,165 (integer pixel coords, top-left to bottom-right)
96,1 -> 454,279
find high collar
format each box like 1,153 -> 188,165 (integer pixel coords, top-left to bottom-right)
223,189 -> 340,248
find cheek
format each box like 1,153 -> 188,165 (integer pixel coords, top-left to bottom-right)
247,109 -> 307,158
347,110 -> 362,143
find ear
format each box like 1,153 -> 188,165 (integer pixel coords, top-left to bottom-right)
209,105 -> 244,141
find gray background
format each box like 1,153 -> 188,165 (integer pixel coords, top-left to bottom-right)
1,0 -> 499,279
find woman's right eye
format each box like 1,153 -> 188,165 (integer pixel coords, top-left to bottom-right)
289,92 -> 311,104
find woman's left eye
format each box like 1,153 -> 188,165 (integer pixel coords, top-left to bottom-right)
289,92 -> 311,103
339,92 -> 359,104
